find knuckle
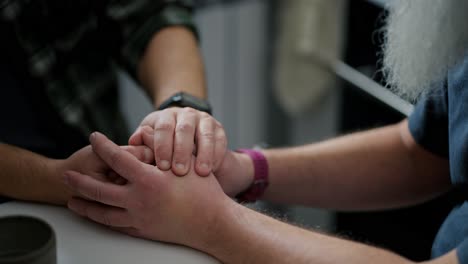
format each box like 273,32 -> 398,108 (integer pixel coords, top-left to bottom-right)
176,123 -> 195,133
199,130 -> 214,139
182,107 -> 197,114
154,122 -> 174,132
141,113 -> 158,125
154,144 -> 170,157
173,147 -> 190,163
215,132 -> 227,142
101,212 -> 113,226
216,137 -> 227,149
162,107 -> 175,114
92,185 -> 103,201
199,112 -> 211,119
138,175 -> 161,196
173,145 -> 189,159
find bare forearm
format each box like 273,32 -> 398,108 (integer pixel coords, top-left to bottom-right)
0,144 -> 69,204
204,201 -> 456,264
261,120 -> 451,210
138,26 -> 207,106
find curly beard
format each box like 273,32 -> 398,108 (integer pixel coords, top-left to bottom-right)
382,0 -> 468,102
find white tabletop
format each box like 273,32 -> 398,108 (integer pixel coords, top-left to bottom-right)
0,201 -> 219,264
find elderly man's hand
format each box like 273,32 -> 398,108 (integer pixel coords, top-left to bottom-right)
63,132 -> 231,248
128,107 -> 227,177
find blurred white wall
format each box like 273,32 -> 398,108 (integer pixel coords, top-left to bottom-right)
196,0 -> 269,149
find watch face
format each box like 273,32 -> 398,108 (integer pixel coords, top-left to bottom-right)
173,94 -> 183,102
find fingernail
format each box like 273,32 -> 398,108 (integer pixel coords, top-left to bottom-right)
159,160 -> 170,169
175,163 -> 185,171
199,162 -> 210,171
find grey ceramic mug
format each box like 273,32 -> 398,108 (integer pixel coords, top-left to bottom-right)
0,216 -> 56,264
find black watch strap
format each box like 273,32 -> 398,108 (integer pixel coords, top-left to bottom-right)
158,92 -> 212,115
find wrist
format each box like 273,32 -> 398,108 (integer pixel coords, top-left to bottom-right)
235,149 -> 269,203
214,151 -> 254,197
197,198 -> 253,263
236,152 -> 255,195
186,195 -> 234,252
46,158 -> 73,205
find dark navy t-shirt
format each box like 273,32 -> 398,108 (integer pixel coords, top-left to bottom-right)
409,56 -> 468,263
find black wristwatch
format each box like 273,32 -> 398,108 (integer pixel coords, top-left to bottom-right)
158,92 -> 212,115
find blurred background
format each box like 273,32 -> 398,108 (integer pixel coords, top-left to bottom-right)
118,0 -> 451,262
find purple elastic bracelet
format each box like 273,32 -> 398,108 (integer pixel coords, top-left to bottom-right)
235,149 -> 269,203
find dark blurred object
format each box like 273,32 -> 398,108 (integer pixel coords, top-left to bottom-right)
0,216 -> 56,264
336,1 -> 464,261
193,0 -> 243,8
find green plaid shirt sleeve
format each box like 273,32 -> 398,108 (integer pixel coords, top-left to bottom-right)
0,0 -> 198,145
106,0 -> 198,81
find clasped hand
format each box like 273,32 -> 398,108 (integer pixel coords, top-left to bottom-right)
129,107 -> 227,176
62,108 -> 253,247
63,132 -> 231,248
